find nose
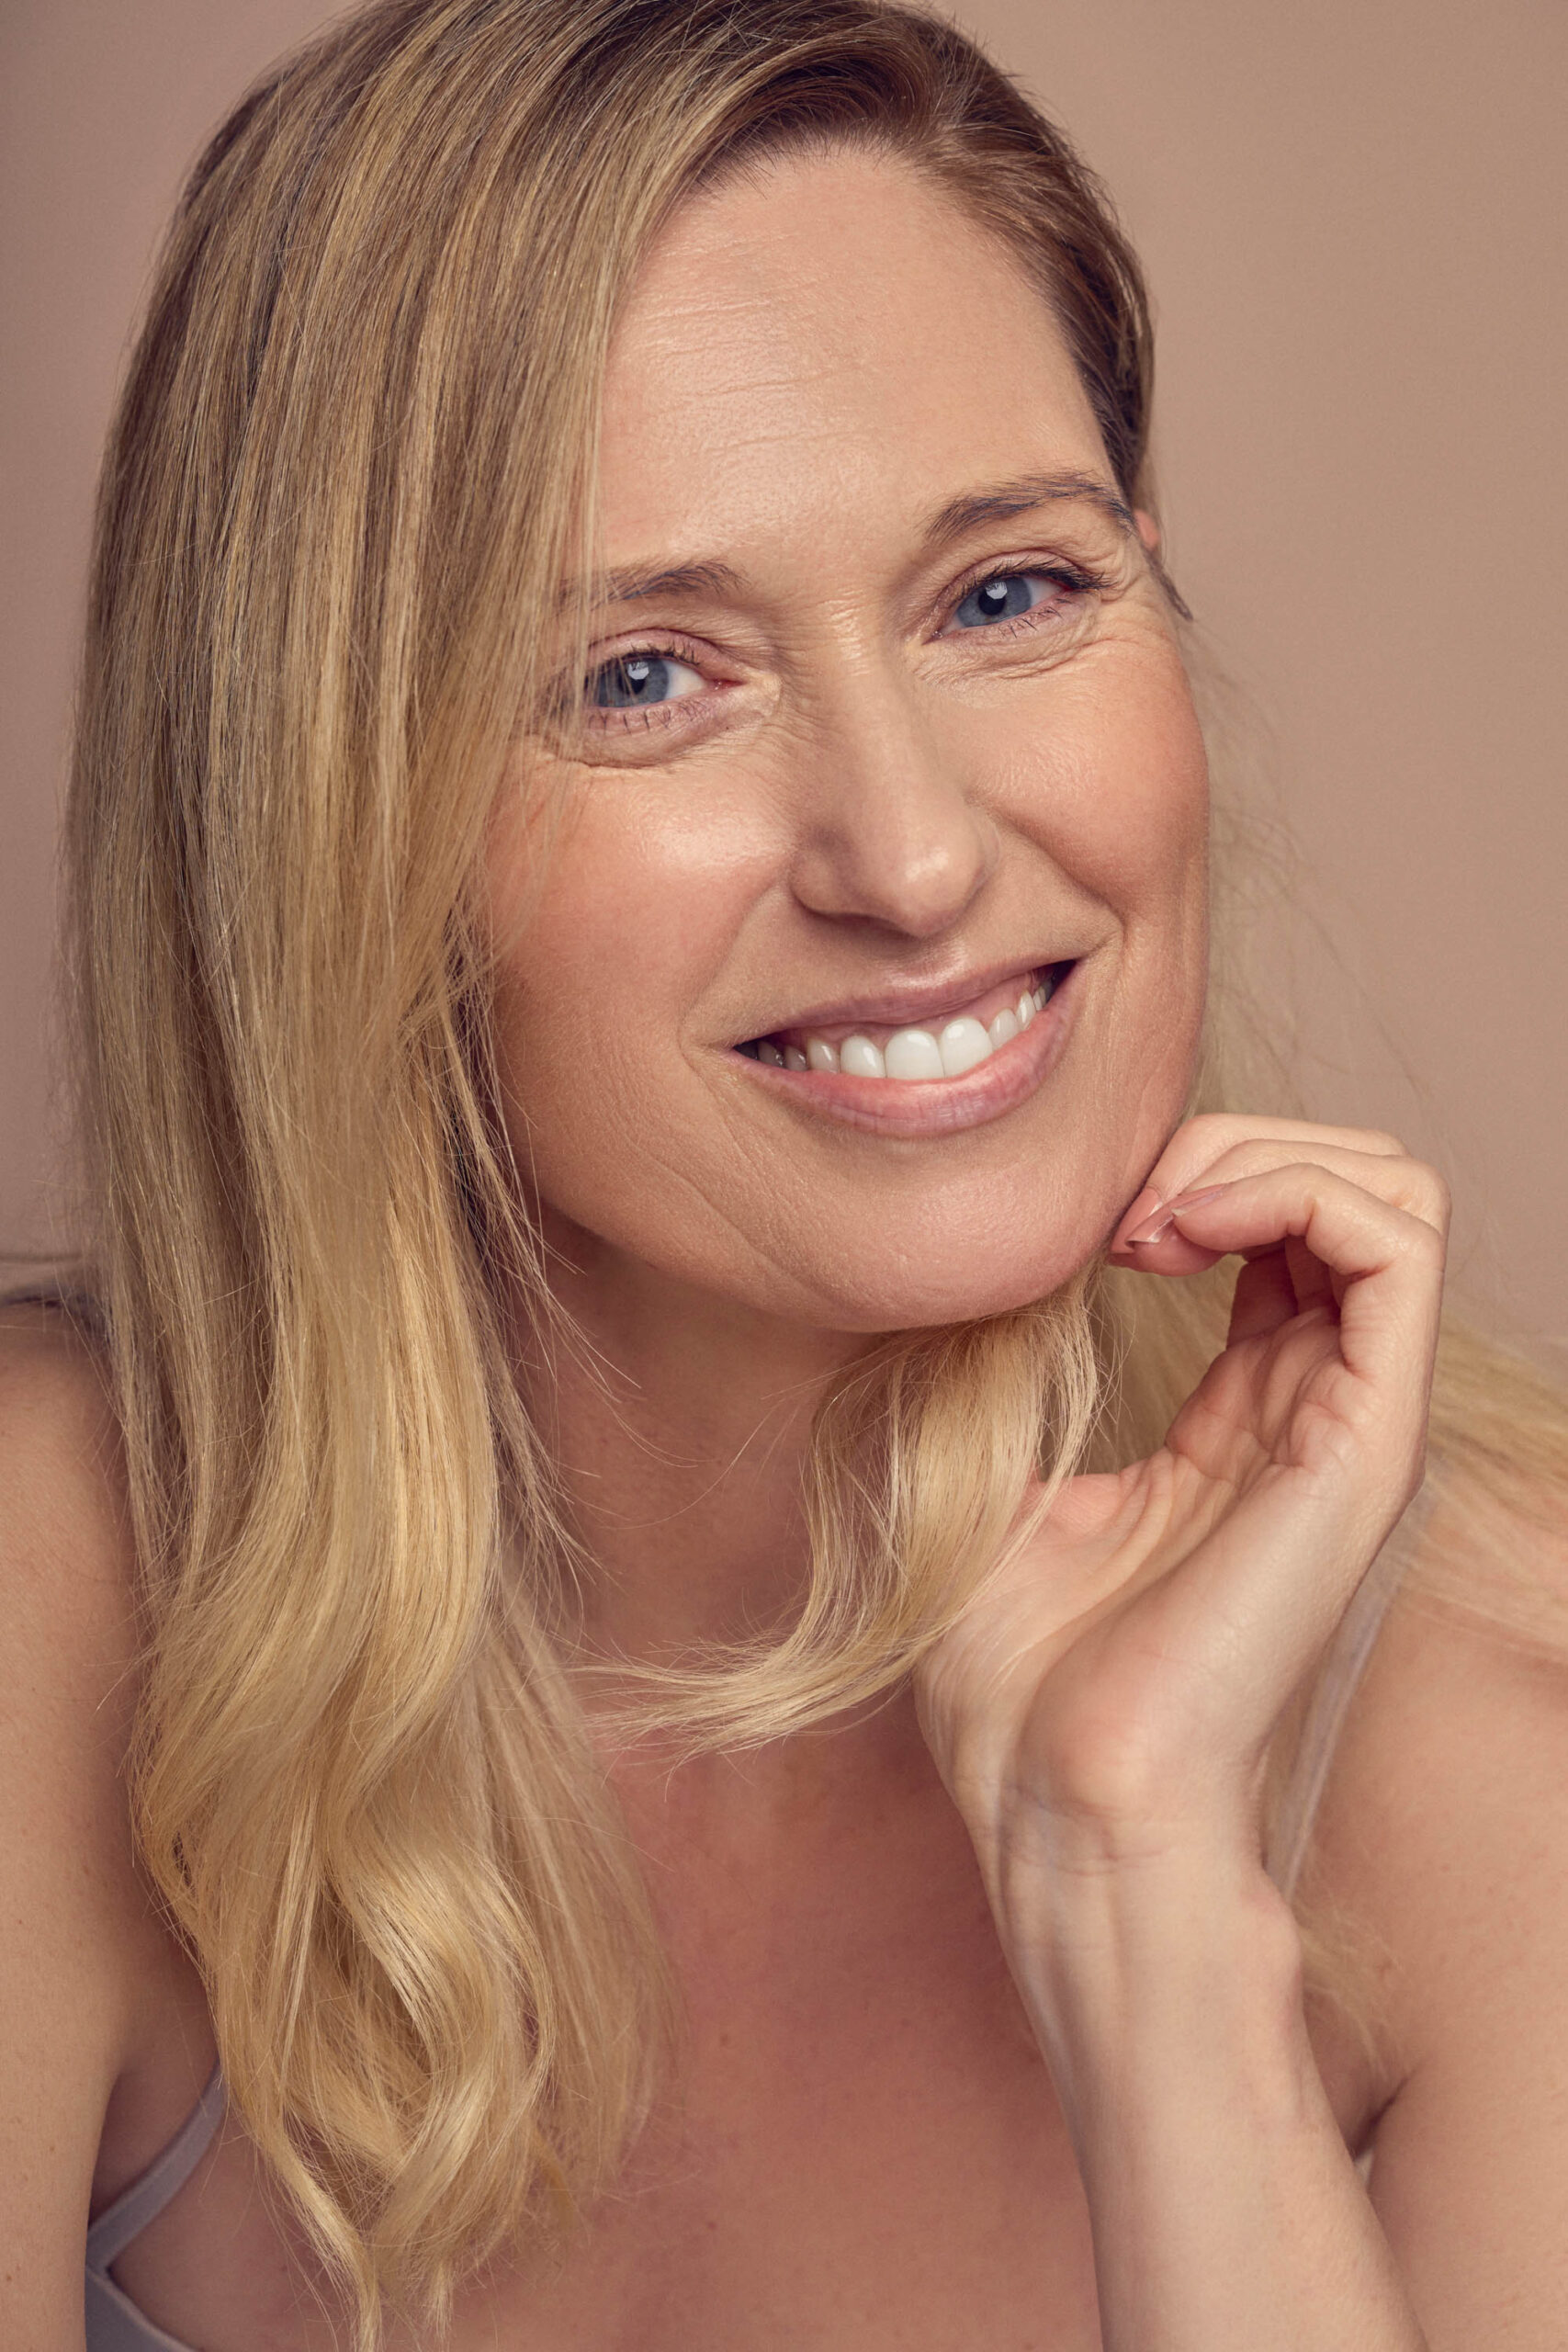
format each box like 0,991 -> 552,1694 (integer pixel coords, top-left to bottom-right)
784,673 -> 997,940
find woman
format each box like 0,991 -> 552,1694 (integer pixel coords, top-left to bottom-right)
5,1 -> 1566,2345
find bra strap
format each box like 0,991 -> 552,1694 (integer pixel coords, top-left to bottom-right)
1266,1476 -> 1436,1904
86,2063 -> 227,2273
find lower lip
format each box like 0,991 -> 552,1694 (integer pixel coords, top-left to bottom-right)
728,964 -> 1080,1139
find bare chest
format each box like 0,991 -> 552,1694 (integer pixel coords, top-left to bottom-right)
111,1897 -> 1106,2349
100,1765 -> 1384,2352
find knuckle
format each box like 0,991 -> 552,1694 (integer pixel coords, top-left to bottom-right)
1399,1216 -> 1447,1270
1392,1159 -> 1450,1227
1178,1112 -> 1248,1158
1170,1110 -> 1241,1166
1145,1112 -> 1237,1193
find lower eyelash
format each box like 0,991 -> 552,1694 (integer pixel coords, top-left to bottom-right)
987,595 -> 1069,642
589,697 -> 693,735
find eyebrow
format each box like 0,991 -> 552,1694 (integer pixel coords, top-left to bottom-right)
577,469 -> 1135,611
923,469 -> 1137,548
577,559 -> 746,609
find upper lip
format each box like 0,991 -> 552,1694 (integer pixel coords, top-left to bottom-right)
735,952 -> 1073,1042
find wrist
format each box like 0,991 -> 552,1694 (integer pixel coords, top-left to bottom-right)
995,1836 -> 1309,2126
986,1776 -> 1282,1942
999,1852 -> 1425,2352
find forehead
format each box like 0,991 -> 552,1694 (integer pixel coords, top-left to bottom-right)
597,147 -> 1111,571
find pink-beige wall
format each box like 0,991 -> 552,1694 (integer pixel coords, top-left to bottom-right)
4,0 -> 1562,1351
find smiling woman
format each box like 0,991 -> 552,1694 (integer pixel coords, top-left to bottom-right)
484,150 -> 1206,1329
5,5 -> 1568,2351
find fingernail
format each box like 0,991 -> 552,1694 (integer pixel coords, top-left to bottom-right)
1121,1182 -> 1228,1248
1121,1184 -> 1162,1229
1114,1185 -> 1165,1249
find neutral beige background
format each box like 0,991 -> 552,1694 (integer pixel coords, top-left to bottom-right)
3,0 -> 1563,1350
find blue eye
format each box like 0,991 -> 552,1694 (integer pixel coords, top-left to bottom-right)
952,572 -> 1055,629
589,651 -> 703,708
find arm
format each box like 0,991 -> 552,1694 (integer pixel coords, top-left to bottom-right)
1027,1597 -> 1568,2352
998,1844 -> 1425,2351
961,1476 -> 1568,2351
917,1114 -> 1450,2348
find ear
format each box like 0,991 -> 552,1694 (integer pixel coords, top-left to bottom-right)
1134,508 -> 1161,555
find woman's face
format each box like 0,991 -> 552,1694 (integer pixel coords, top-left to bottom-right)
487,149 -> 1209,1333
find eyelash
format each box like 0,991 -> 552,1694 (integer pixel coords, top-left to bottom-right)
581,631 -> 721,737
578,560 -> 1108,737
944,558 -> 1104,643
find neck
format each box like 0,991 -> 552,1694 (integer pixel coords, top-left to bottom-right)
521,1212 -> 874,1666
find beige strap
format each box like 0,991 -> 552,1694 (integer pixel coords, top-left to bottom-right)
1266,1478 -> 1435,1903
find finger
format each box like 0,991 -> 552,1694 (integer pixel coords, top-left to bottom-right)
1150,1162 -> 1445,1439
1147,1113 -> 1414,1191
1227,1247 -> 1301,1341
1119,1114 -> 1412,1241
1224,1237 -> 1339,1342
1132,1136 -> 1444,1228
1111,1137 -> 1449,1260
1284,1231 -> 1338,1317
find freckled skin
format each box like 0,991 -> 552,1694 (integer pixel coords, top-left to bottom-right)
486,149 -> 1209,1336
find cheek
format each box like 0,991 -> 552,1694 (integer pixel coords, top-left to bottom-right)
1017,647 -> 1210,928
482,771 -> 773,1160
1092,658 -> 1212,1057
999,644 -> 1211,1165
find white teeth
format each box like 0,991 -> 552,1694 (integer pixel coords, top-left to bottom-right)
884,1027 -> 944,1080
814,1015 -> 1004,1083
938,1015 -> 993,1077
758,971 -> 1060,1083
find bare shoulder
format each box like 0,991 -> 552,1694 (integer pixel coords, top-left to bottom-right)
0,1295 -> 144,1893
0,1299 -> 175,2335
0,1291 -> 134,1648
1311,1469 -> 1568,2346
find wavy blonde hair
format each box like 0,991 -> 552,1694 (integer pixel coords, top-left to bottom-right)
61,0 -> 1568,2338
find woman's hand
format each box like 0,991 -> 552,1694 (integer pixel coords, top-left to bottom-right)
912,1118 -> 1445,2352
914,1114 -> 1450,1907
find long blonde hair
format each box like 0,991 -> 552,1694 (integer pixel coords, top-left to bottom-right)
62,0 -> 1568,2337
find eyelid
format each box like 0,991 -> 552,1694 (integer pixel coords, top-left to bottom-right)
580,630 -> 730,705
574,628 -> 750,742
584,624 -> 728,675
935,552 -> 1106,628
931,550 -> 1104,644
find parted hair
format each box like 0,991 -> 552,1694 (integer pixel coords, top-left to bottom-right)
62,0 -> 1568,2339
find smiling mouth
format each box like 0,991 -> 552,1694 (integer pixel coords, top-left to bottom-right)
735,961 -> 1072,1081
